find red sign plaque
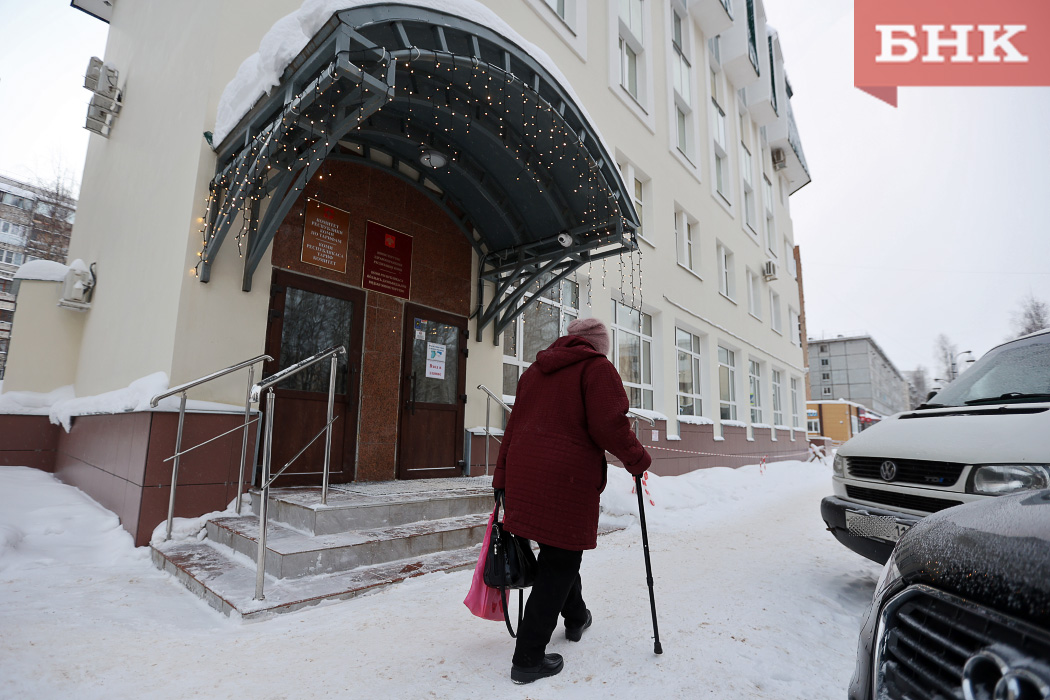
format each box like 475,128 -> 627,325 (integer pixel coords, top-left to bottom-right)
362,221 -> 413,299
301,199 -> 350,273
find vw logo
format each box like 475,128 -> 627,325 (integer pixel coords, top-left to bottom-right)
880,460 -> 898,481
962,645 -> 1050,700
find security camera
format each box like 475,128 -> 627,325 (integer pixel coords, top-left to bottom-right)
557,232 -> 573,248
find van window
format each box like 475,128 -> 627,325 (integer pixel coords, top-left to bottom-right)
931,333 -> 1050,407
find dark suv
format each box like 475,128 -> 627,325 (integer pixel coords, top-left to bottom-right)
849,488 -> 1050,700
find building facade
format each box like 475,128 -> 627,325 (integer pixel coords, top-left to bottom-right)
808,335 -> 909,417
3,0 -> 812,544
0,174 -> 75,379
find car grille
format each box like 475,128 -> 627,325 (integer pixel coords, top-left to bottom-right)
845,485 -> 961,514
846,456 -> 965,487
875,586 -> 1050,700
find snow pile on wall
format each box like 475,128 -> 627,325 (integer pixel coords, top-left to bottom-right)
0,385 -> 76,415
0,466 -> 145,575
13,260 -> 69,282
47,372 -> 173,431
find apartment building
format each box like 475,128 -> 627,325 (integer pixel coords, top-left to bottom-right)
0,174 -> 75,378
3,0 -> 811,543
808,335 -> 909,417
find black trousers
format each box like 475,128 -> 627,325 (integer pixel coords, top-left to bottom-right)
512,539 -> 589,667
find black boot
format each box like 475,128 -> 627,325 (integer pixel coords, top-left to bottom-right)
565,609 -> 592,642
511,653 -> 564,684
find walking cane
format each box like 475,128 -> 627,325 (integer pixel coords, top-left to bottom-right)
635,472 -> 663,654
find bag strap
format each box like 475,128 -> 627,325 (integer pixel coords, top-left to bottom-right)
499,587 -> 524,638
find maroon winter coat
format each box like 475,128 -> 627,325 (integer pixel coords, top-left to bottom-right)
492,335 -> 652,550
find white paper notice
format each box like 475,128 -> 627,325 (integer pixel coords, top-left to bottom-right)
651,430 -> 659,441
415,330 -> 425,341
426,360 -> 446,379
427,342 -> 446,362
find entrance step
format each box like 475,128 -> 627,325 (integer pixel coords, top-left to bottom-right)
250,479 -> 493,535
207,511 -> 489,579
151,538 -> 480,620
150,477 -> 625,619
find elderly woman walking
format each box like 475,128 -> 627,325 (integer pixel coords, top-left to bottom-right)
492,317 -> 652,684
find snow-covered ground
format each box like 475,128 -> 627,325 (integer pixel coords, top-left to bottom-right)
0,460 -> 881,699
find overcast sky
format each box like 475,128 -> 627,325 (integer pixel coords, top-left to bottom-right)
0,0 -> 1047,379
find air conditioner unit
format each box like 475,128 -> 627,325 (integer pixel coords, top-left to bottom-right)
84,56 -> 122,138
57,261 -> 95,312
763,260 -> 778,280
772,148 -> 786,171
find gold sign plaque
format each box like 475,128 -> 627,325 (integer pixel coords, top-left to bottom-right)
301,199 -> 350,273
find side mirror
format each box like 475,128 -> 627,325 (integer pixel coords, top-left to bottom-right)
925,390 -> 938,401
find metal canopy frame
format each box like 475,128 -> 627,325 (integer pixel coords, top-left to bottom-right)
203,6 -> 639,339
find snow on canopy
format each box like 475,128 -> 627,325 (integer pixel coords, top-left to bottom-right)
213,0 -> 607,155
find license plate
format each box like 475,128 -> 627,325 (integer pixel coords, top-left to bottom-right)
845,511 -> 911,542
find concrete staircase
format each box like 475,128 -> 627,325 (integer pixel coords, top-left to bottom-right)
151,478 -> 494,619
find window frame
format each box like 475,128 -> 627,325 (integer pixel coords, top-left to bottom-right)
611,299 -> 655,410
501,276 -> 580,396
676,327 -> 703,418
748,359 -> 763,424
718,345 -> 738,421
717,242 -> 735,300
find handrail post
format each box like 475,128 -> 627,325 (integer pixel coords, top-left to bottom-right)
235,365 -> 256,515
484,394 -> 491,473
321,354 -> 337,506
164,392 -> 188,541
254,388 -> 276,601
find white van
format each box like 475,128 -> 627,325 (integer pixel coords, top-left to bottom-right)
820,328 -> 1050,564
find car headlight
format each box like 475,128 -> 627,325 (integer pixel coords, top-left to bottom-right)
971,464 -> 1050,495
833,454 -> 846,475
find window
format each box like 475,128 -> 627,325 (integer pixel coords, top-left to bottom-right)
611,299 -> 653,409
749,360 -> 763,423
0,309 -> 12,324
502,275 -> 580,395
618,0 -> 645,103
544,0 -> 568,21
769,290 -> 781,333
822,386 -> 832,396
745,0 -> 759,74
821,372 -> 830,381
740,144 -> 756,232
718,346 -> 737,420
819,343 -> 829,353
0,222 -> 8,233
717,243 -> 734,298
763,176 -> 776,254
746,268 -> 761,318
789,308 -> 801,345
820,358 -> 829,366
785,238 -> 797,277
712,99 -> 729,199
634,178 -> 645,239
772,369 -> 784,426
676,328 -> 703,416
670,5 -> 692,158
808,417 -> 821,433
790,377 -> 801,428
619,163 -> 647,241
675,210 -> 697,272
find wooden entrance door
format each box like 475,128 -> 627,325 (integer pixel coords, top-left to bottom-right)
263,270 -> 364,486
397,305 -> 468,479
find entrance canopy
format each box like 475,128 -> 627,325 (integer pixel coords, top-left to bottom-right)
200,4 -> 639,340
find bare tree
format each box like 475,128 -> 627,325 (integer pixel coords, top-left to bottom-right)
934,334 -> 958,382
1011,293 -> 1050,337
908,365 -> 930,408
26,174 -> 76,264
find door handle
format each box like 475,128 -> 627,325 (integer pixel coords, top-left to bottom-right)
407,372 -> 417,415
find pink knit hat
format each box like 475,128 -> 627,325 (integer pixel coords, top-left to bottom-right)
567,317 -> 610,355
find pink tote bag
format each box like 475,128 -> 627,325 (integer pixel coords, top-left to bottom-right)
463,505 -> 504,621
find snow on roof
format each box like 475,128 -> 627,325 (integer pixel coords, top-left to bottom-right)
13,260 -> 68,282
213,0 -> 610,159
0,181 -> 39,201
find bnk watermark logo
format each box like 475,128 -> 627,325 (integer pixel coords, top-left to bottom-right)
855,0 -> 1050,106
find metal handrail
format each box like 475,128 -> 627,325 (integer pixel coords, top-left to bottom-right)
476,384 -> 511,473
150,354 -> 272,540
252,345 -> 346,601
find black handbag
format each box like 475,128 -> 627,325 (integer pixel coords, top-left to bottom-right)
483,493 -> 538,637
